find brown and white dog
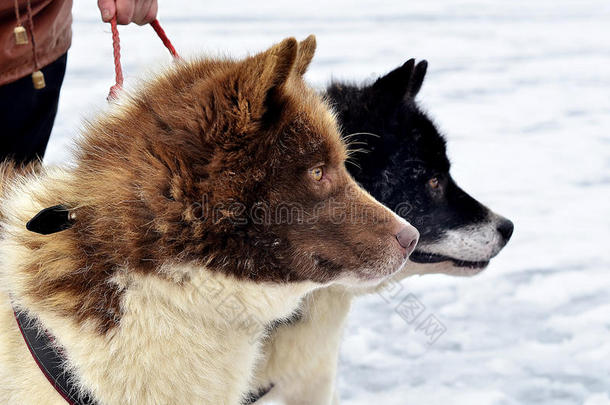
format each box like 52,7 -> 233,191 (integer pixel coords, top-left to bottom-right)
0,37 -> 418,405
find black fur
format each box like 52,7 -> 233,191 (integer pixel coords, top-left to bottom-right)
326,59 -> 513,265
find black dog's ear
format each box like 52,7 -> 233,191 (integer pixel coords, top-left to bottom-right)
372,59 -> 415,104
407,60 -> 428,98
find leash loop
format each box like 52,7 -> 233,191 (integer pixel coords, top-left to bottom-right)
107,17 -> 179,101
107,15 -> 123,100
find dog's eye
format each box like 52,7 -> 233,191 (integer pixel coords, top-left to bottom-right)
309,166 -> 324,181
428,177 -> 440,189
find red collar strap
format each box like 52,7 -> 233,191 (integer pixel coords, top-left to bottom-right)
12,307 -> 97,405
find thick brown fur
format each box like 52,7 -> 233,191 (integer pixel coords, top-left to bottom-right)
0,36 -> 409,337
0,36 -> 417,404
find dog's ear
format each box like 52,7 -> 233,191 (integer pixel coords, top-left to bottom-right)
372,59 -> 415,104
408,60 -> 428,98
372,59 -> 428,102
294,35 -> 317,76
229,37 -> 297,125
259,37 -> 298,124
263,37 -> 298,91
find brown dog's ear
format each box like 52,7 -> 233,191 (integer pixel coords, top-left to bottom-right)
253,37 -> 298,124
294,35 -> 317,76
261,37 -> 298,92
220,38 -> 298,128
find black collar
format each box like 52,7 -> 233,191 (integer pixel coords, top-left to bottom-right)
14,304 -> 273,405
12,307 -> 97,405
242,384 -> 274,404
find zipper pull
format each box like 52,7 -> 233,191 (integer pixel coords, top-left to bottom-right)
32,70 -> 45,89
14,25 -> 28,45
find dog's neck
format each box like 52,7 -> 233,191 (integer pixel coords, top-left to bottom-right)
14,265 -> 316,405
0,169 -> 318,404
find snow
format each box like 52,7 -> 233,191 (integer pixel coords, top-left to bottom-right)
46,1 -> 610,404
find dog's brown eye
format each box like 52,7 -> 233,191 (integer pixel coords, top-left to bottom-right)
428,177 -> 439,189
309,166 -> 324,181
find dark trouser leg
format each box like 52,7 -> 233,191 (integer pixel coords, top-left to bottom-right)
0,53 -> 68,164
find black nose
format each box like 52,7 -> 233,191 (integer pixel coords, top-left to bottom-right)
497,219 -> 514,244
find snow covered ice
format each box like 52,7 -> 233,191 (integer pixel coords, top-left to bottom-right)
46,1 -> 610,404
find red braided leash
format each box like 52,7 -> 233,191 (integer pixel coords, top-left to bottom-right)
107,16 -> 123,100
150,19 -> 179,58
107,17 -> 179,101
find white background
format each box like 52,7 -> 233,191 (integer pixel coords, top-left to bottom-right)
47,1 -> 610,404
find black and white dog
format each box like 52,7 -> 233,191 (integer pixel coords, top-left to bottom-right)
329,59 -> 513,275
249,59 -> 513,405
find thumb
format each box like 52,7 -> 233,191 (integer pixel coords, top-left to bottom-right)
97,0 -> 116,22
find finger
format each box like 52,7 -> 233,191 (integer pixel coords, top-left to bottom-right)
97,0 -> 116,22
115,0 -> 135,25
144,0 -> 158,24
133,0 -> 157,25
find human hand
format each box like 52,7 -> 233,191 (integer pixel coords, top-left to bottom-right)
97,0 -> 158,25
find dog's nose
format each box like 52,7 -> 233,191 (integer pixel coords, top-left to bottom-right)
396,225 -> 419,257
497,218 -> 514,245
